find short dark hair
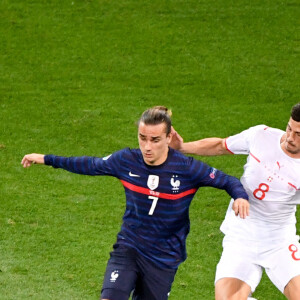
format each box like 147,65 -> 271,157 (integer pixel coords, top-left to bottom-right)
138,106 -> 172,135
291,103 -> 300,122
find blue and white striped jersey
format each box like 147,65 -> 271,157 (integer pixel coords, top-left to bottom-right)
44,147 -> 248,269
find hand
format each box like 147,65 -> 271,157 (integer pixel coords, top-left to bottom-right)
21,153 -> 45,168
232,198 -> 249,219
169,127 -> 184,150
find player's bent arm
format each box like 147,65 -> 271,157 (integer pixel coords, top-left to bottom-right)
21,153 -> 45,168
207,167 -> 249,218
181,138 -> 231,156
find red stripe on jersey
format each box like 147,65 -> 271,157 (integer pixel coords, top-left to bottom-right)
288,182 -> 297,190
120,180 -> 197,200
250,152 -> 260,163
264,127 -> 269,130
224,138 -> 234,154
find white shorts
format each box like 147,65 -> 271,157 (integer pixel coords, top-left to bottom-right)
215,235 -> 300,293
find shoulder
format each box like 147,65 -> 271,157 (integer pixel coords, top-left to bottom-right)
168,147 -> 201,168
252,125 -> 284,139
234,124 -> 281,138
101,148 -> 142,171
245,124 -> 268,134
118,147 -> 143,161
103,148 -> 137,162
226,125 -> 272,154
169,147 -> 193,163
262,126 -> 284,135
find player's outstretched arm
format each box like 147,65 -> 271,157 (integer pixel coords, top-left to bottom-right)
232,198 -> 249,219
181,138 -> 229,156
21,153 -> 45,168
169,127 -> 184,151
170,127 -> 230,156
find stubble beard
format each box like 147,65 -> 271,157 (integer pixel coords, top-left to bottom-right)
285,141 -> 300,155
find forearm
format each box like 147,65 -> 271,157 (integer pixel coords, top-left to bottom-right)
210,169 -> 248,201
180,138 -> 230,156
44,155 -> 100,175
225,176 -> 249,201
197,162 -> 248,200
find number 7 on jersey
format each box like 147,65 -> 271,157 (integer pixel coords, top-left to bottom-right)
148,196 -> 159,215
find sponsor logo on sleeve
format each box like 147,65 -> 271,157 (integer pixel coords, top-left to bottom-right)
209,168 -> 217,179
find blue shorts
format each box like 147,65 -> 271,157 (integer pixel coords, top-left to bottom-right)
101,244 -> 177,300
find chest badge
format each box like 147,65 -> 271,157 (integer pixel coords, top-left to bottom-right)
171,175 -> 180,193
147,175 -> 159,190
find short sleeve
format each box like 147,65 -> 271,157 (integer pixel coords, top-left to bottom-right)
226,125 -> 267,155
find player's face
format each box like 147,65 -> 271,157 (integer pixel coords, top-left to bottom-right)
283,118 -> 300,156
138,122 -> 172,166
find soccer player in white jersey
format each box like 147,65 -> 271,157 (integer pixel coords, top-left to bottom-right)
170,103 -> 300,300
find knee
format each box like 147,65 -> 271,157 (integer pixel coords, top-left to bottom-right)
215,279 -> 250,300
284,275 -> 300,300
216,293 -> 248,300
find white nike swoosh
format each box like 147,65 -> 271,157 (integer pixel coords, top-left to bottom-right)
103,154 -> 112,160
129,171 -> 140,177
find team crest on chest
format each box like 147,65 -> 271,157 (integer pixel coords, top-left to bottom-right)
147,175 -> 159,190
171,175 -> 180,193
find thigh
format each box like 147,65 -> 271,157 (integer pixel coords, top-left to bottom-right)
215,237 -> 263,293
265,239 -> 300,294
101,245 -> 139,300
132,254 -> 177,300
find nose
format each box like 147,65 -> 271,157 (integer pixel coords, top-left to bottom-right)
287,131 -> 295,142
145,140 -> 152,151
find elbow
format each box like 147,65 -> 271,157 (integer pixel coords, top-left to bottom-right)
220,139 -> 232,155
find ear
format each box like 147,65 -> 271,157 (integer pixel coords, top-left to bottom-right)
166,132 -> 173,144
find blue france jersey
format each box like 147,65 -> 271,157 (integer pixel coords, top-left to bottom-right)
44,148 -> 248,269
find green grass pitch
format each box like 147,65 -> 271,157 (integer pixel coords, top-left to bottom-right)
1,0 -> 299,299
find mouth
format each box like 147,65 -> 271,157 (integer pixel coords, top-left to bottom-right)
286,141 -> 296,148
284,141 -> 300,155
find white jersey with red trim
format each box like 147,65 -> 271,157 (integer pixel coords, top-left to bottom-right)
221,125 -> 300,241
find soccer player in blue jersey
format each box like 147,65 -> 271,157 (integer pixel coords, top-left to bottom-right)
21,106 -> 249,300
